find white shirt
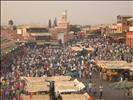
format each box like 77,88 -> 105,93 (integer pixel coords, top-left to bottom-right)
88,83 -> 92,89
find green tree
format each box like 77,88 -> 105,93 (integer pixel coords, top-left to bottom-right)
53,17 -> 57,27
69,25 -> 81,33
48,19 -> 52,28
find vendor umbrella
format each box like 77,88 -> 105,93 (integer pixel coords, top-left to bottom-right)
70,47 -> 82,52
109,80 -> 133,90
85,47 -> 94,52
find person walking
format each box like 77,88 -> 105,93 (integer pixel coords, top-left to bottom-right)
87,81 -> 92,94
131,88 -> 133,97
92,83 -> 97,96
99,68 -> 103,81
99,84 -> 103,99
19,93 -> 23,100
89,72 -> 92,81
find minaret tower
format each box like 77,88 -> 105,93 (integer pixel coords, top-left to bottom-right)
61,10 -> 67,22
58,10 -> 69,29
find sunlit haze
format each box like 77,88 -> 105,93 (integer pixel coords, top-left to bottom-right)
1,1 -> 133,25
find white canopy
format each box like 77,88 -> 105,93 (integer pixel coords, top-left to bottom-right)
23,76 -> 85,93
130,68 -> 133,72
23,77 -> 49,92
96,61 -> 132,70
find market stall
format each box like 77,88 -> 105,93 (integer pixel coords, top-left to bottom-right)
70,46 -> 94,52
23,77 -> 49,93
23,76 -> 85,94
55,80 -> 85,93
64,70 -> 79,78
96,61 -> 132,81
70,46 -> 82,52
45,76 -> 72,81
84,47 -> 94,52
23,93 -> 90,100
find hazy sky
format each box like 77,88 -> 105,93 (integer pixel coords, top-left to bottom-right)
1,1 -> 133,25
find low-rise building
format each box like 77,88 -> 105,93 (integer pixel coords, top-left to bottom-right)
49,10 -> 73,44
16,25 -> 52,44
126,18 -> 133,47
117,15 -> 133,33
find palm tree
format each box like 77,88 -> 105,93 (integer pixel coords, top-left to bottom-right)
48,19 -> 52,28
54,17 -> 57,27
8,19 -> 14,26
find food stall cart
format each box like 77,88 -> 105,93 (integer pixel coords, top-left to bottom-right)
96,61 -> 131,81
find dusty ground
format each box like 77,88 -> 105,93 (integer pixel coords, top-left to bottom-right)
79,72 -> 133,100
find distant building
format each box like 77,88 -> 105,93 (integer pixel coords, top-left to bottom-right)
117,15 -> 133,33
16,10 -> 72,45
117,15 -> 133,23
103,15 -> 133,42
57,10 -> 69,32
49,10 -> 72,44
1,26 -> 16,40
82,25 -> 102,37
16,25 -> 52,44
126,18 -> 133,47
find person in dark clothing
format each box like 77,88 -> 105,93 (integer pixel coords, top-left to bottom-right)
47,81 -> 56,100
56,93 -> 63,100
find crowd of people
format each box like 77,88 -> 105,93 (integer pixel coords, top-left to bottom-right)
83,36 -> 133,62
1,36 -> 133,100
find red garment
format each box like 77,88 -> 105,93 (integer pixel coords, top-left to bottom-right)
13,97 -> 16,100
19,96 -> 23,100
29,92 -> 32,100
20,82 -> 24,88
16,82 -> 20,89
88,96 -> 93,100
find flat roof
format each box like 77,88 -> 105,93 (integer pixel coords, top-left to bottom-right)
17,24 -> 48,29
127,17 -> 133,21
